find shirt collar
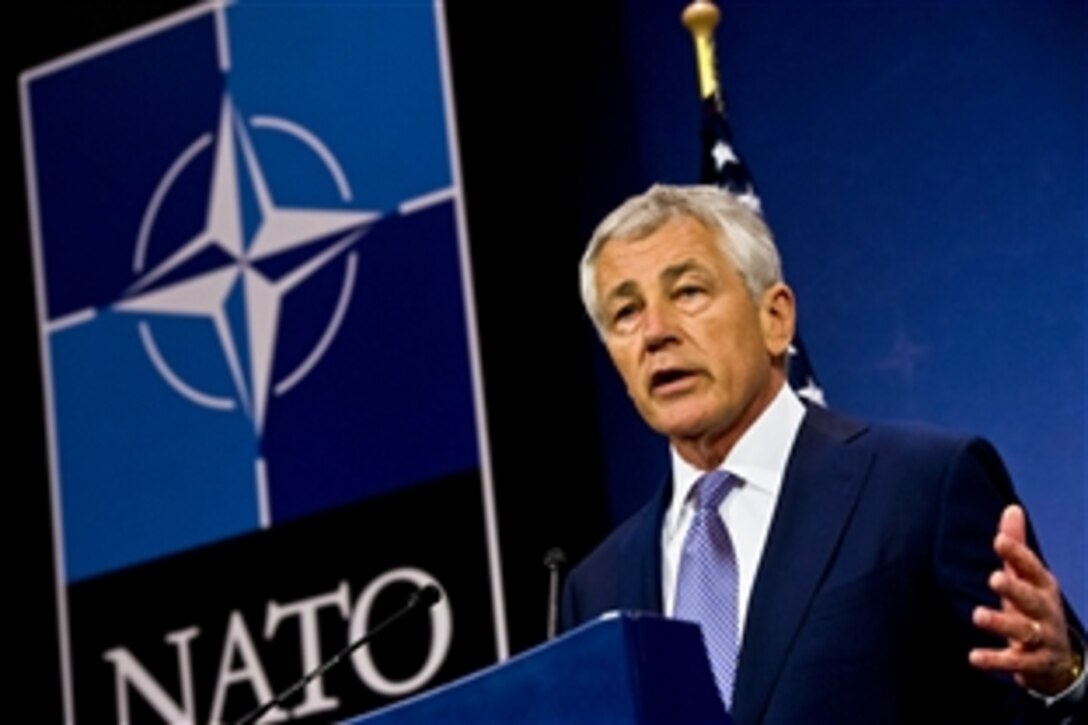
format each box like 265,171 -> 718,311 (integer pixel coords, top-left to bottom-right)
664,383 -> 807,536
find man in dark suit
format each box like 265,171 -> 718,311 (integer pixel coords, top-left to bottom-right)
561,184 -> 1085,723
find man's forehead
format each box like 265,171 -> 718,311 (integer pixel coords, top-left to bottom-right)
596,220 -> 729,289
600,255 -> 700,291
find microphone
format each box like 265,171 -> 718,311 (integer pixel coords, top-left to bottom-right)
543,547 -> 567,641
234,583 -> 442,725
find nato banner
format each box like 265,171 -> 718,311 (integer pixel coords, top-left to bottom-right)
20,2 -> 505,722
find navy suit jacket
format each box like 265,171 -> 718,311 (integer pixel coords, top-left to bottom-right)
561,404 -> 1085,724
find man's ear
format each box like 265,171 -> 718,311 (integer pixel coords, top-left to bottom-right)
760,282 -> 796,359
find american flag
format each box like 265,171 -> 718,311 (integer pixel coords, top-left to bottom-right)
700,94 -> 826,406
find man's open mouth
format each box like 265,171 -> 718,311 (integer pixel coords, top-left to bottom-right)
650,368 -> 695,390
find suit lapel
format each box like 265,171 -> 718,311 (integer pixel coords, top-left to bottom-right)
731,407 -> 873,724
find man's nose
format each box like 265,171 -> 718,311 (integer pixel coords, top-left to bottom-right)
642,300 -> 678,352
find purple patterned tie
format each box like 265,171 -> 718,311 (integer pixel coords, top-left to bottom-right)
674,470 -> 739,709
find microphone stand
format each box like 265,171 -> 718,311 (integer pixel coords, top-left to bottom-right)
544,548 -> 566,641
234,584 -> 441,725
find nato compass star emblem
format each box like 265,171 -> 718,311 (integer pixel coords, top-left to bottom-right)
25,0 -> 483,589
115,93 -> 377,435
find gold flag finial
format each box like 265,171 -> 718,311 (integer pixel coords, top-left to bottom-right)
681,0 -> 722,103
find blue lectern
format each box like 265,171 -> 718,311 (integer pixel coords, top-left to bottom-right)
349,611 -> 731,724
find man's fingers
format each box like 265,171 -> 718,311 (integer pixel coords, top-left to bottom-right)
994,531 -> 1051,588
989,569 -> 1045,616
997,504 -> 1027,545
975,505 -> 1077,696
968,646 -> 1054,675
973,606 -> 1043,647
969,642 -> 1077,695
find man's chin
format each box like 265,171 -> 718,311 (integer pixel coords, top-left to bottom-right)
647,411 -> 718,441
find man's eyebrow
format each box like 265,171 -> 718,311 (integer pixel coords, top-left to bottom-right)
660,259 -> 707,286
603,280 -> 640,304
603,260 -> 710,303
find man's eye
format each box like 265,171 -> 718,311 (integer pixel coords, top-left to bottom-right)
676,285 -> 705,299
608,303 -> 641,332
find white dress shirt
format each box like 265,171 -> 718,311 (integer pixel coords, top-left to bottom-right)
661,383 -> 806,641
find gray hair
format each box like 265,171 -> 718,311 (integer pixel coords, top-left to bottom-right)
579,183 -> 783,332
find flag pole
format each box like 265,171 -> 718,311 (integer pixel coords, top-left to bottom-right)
681,0 -> 723,107
680,0 -> 760,213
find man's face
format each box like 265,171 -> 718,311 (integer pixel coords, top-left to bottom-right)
594,214 -> 794,448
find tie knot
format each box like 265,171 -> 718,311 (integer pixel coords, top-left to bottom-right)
694,470 -> 734,511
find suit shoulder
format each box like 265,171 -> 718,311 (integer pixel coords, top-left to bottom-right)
805,404 -> 1015,500
560,491 -> 664,629
807,403 -> 1003,461
568,497 -> 657,579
